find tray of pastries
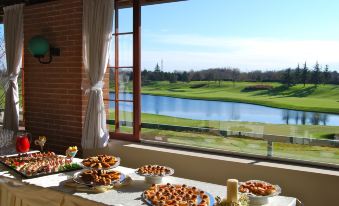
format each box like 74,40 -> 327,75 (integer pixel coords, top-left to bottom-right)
143,183 -> 214,206
73,169 -> 125,186
238,180 -> 281,197
136,165 -> 174,177
81,155 -> 120,170
0,152 -> 82,178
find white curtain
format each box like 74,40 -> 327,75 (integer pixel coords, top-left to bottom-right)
82,0 -> 114,149
3,4 -> 24,132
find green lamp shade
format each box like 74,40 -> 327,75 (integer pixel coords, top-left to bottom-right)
28,36 -> 50,57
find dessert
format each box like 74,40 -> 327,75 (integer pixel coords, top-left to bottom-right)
66,146 -> 78,158
82,155 -> 119,169
79,169 -> 121,186
143,183 -> 211,206
136,165 -> 173,176
238,180 -> 277,196
0,152 -> 80,177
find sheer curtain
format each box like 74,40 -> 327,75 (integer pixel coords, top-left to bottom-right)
82,0 -> 114,149
3,4 -> 24,132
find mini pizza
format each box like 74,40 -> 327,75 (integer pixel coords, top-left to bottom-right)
82,155 -> 118,169
136,165 -> 173,176
143,183 -> 211,206
239,180 -> 277,196
80,169 -> 121,186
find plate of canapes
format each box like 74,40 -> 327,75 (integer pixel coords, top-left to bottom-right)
238,180 -> 281,205
143,183 -> 215,206
73,169 -> 126,186
81,155 -> 120,170
135,165 -> 174,184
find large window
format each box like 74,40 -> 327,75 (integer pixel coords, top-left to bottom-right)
109,0 -> 339,168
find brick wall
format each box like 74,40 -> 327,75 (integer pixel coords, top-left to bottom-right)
24,0 -> 110,154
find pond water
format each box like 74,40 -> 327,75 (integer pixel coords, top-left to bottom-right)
109,93 -> 339,126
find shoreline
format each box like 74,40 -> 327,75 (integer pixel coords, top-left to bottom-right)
108,91 -> 339,115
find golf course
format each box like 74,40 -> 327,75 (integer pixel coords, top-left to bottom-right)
138,81 -> 339,114
109,80 -> 339,165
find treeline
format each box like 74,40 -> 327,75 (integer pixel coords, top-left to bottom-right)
141,62 -> 339,86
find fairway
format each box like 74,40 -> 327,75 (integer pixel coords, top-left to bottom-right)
109,110 -> 339,139
131,81 -> 339,114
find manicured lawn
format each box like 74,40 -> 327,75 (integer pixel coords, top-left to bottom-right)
116,81 -> 339,114
109,110 -> 339,165
108,80 -> 339,166
109,110 -> 339,139
141,128 -> 339,165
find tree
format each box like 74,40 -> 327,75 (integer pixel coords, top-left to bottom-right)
301,62 -> 308,87
169,73 -> 177,83
282,68 -> 293,87
323,65 -> 330,84
294,64 -> 301,84
154,63 -> 161,72
311,61 -> 321,87
181,71 -> 189,82
0,33 -> 5,70
231,68 -> 240,87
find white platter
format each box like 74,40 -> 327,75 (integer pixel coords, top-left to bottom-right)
239,180 -> 281,205
135,165 -> 174,184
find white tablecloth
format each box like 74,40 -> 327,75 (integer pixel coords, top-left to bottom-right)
0,158 -> 296,206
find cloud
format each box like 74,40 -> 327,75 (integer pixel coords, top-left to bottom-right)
140,34 -> 339,71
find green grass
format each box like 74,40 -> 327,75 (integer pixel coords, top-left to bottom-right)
108,80 -> 339,165
109,110 -> 339,165
111,81 -> 339,114
109,110 -> 339,139
109,112 -> 339,165
141,128 -> 339,165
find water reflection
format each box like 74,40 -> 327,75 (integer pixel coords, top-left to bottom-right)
282,110 -> 330,125
110,93 -> 339,126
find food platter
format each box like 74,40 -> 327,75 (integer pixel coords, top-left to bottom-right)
142,183 -> 215,206
0,152 -> 82,179
81,155 -> 120,170
238,180 -> 281,205
135,165 -> 174,184
73,170 -> 126,187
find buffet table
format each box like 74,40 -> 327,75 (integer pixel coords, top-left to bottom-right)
0,157 -> 297,206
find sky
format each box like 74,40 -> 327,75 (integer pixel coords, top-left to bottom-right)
112,0 -> 339,72
1,0 -> 339,72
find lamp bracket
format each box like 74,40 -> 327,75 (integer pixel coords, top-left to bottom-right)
38,47 -> 60,64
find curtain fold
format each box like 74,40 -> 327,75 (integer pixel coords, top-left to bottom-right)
3,4 -> 24,132
82,0 -> 114,149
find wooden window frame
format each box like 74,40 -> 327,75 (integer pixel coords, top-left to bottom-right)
109,0 -> 141,142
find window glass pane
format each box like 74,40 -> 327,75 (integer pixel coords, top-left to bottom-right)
119,68 -> 133,101
136,0 -> 339,168
119,101 -> 133,134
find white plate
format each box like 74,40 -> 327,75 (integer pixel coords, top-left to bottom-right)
135,165 -> 174,177
239,180 -> 281,205
142,185 -> 215,206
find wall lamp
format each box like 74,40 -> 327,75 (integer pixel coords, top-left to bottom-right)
28,36 -> 60,64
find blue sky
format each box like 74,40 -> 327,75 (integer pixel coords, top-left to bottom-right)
2,0 -> 339,72
114,0 -> 339,71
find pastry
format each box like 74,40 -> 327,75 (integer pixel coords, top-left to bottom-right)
144,183 -> 210,206
82,155 -> 118,169
80,169 -> 121,186
239,180 -> 276,196
137,165 -> 173,176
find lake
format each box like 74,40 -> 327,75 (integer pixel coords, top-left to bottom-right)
109,93 -> 339,126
